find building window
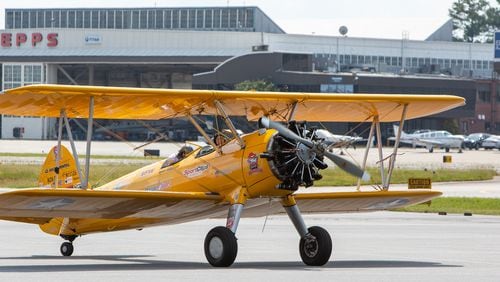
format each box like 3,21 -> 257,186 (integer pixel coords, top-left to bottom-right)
22,11 -> 29,28
83,10 -> 90,28
76,10 -> 83,28
196,9 -> 204,28
123,10 -> 131,28
205,9 -> 213,28
213,9 -> 221,28
30,11 -> 37,28
36,11 -> 44,28
14,11 -> 21,28
90,10 -> 98,28
478,90 -> 491,102
221,9 -> 229,28
180,10 -> 188,28
155,10 -> 163,28
107,10 -> 115,28
147,10 -> 155,29
6,11 -> 14,29
2,64 -> 43,90
132,11 -> 139,29
68,11 -> 76,28
45,11 -> 53,28
164,10 -> 172,28
113,10 -> 121,28
172,10 -> 179,28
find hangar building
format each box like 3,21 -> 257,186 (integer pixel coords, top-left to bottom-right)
0,6 -> 498,140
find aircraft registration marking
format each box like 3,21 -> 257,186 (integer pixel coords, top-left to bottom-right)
29,198 -> 75,209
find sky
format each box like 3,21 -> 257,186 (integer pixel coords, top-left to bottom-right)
0,0 -> 490,40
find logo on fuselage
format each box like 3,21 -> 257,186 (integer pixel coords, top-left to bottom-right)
183,164 -> 209,178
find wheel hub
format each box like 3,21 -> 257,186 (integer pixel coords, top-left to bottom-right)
208,236 -> 224,259
303,237 -> 319,258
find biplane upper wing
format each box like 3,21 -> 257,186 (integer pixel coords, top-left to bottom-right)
0,84 -> 465,122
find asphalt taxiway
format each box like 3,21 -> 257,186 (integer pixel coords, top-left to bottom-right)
0,212 -> 499,282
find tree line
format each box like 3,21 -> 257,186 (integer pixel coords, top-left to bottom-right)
450,0 -> 500,42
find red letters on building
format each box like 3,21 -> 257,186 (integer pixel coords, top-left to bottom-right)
31,33 -> 43,46
0,32 -> 59,47
1,33 -> 12,47
16,33 -> 27,46
47,33 -> 58,47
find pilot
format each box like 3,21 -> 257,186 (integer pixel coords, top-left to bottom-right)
213,132 -> 229,147
161,146 -> 193,168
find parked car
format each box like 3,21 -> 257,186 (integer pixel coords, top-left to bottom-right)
463,133 -> 491,150
481,135 -> 500,150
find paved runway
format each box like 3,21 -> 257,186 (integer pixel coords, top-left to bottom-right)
0,212 -> 499,282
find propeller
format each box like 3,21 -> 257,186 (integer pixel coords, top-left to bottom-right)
259,116 -> 370,181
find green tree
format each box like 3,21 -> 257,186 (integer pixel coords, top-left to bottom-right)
234,80 -> 278,91
485,0 -> 500,38
449,0 -> 491,42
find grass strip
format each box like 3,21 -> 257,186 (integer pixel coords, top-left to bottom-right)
316,167 -> 496,186
0,162 -> 496,188
394,197 -> 500,216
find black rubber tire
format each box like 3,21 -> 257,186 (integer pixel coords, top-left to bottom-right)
299,226 -> 332,266
445,147 -> 450,153
429,147 -> 434,153
204,226 -> 238,267
60,242 -> 74,257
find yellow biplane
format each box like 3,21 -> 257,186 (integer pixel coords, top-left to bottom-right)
0,84 -> 464,267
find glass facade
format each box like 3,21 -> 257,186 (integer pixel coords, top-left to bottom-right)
2,64 -> 44,90
313,53 -> 494,73
5,7 -> 260,32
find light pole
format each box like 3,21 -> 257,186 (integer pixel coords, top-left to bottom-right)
337,26 -> 348,73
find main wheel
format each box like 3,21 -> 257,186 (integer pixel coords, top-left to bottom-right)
445,147 -> 450,153
299,226 -> 332,266
60,242 -> 74,257
204,226 -> 238,267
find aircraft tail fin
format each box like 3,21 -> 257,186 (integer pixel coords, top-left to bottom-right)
393,124 -> 407,138
38,145 -> 80,188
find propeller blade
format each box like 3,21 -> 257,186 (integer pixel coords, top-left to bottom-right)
324,151 -> 370,181
259,117 -> 313,147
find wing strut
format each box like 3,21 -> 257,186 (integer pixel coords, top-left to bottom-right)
82,96 -> 94,189
356,118 -> 376,191
54,109 -> 64,189
62,110 -> 84,187
214,100 -> 245,148
186,114 -> 220,153
355,104 -> 408,191
384,104 -> 408,189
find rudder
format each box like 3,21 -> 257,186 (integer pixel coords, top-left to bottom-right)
38,145 -> 80,188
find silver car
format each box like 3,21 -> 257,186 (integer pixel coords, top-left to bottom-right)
482,135 -> 500,150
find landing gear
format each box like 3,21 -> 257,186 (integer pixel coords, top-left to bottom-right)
299,226 -> 332,266
204,203 -> 243,267
204,226 -> 238,267
445,147 -> 450,153
60,234 -> 77,257
60,242 -> 74,256
283,198 -> 333,266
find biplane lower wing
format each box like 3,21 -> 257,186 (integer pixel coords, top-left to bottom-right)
0,189 -> 440,222
0,188 -> 225,221
242,190 -> 441,217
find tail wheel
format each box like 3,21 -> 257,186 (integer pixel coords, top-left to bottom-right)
299,226 -> 332,266
60,242 -> 74,257
204,226 -> 238,267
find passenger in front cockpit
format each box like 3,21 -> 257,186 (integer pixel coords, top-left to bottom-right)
161,145 -> 193,168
